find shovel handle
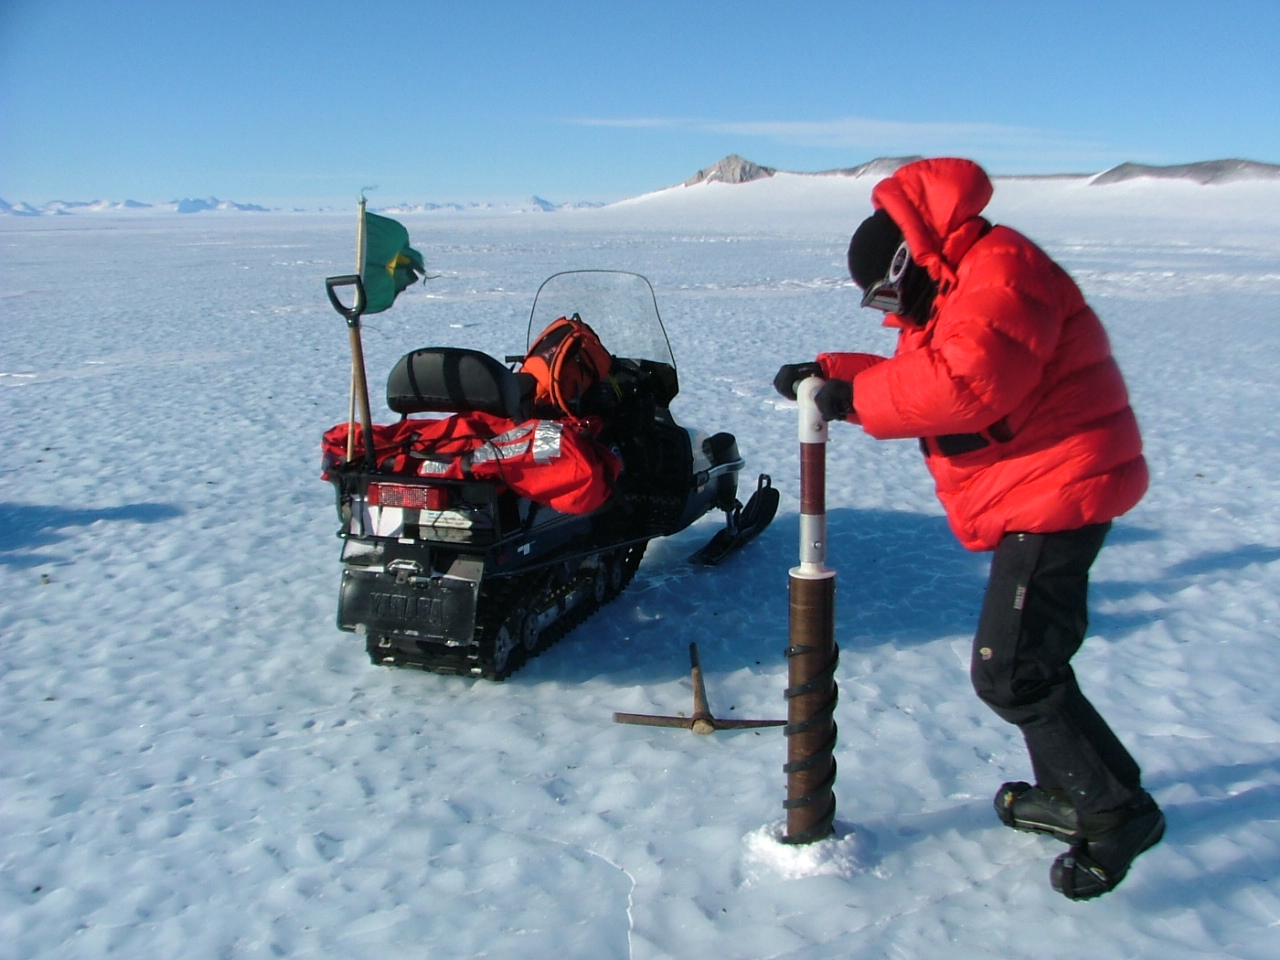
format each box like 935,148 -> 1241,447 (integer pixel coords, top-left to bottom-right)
326,274 -> 367,324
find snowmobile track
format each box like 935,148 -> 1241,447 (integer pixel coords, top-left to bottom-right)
366,541 -> 648,680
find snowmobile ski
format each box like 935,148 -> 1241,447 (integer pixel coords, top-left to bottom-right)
688,474 -> 779,566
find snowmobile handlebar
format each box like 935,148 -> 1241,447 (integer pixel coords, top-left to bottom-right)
326,274 -> 367,324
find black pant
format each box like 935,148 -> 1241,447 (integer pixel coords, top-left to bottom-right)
970,523 -> 1142,823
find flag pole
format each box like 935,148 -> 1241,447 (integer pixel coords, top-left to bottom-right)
346,198 -> 369,462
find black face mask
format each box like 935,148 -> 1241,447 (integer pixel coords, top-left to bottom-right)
899,263 -> 938,325
860,241 -> 937,324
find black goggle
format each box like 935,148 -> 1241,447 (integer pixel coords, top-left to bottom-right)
860,241 -> 912,313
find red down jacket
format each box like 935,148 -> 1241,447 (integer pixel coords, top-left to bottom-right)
818,158 -> 1147,551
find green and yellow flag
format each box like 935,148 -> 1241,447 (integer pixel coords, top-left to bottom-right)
360,207 -> 425,314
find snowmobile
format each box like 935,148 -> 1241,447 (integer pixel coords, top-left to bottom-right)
322,269 -> 777,679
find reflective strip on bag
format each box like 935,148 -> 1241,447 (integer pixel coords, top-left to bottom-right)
471,422 -> 542,466
532,421 -> 563,463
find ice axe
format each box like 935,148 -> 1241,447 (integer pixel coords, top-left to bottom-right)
613,643 -> 785,734
324,273 -> 376,467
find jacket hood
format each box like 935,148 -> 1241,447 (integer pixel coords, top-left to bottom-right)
870,158 -> 994,292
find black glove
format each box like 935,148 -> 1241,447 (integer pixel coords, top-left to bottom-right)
814,379 -> 854,421
773,361 -> 822,401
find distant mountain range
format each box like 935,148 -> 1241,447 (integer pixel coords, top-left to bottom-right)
681,154 -> 927,186
0,196 -> 271,217
0,194 -> 605,217
377,196 -> 605,215
4,158 -> 1278,216
1087,159 -> 1280,185
676,154 -> 1280,188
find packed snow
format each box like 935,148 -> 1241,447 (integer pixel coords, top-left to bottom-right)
2,172 -> 1279,959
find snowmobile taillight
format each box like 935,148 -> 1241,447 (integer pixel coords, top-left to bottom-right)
366,482 -> 451,511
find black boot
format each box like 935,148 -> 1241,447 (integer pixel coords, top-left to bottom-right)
1050,793 -> 1165,900
994,781 -> 1082,842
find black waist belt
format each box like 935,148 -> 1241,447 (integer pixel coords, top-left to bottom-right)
921,417 -> 1013,458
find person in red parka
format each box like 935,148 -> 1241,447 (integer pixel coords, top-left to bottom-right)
774,157 -> 1163,901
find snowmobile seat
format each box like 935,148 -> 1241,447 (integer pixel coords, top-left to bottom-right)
387,347 -> 535,421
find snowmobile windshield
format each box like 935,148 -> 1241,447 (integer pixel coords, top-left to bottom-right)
527,271 -> 677,371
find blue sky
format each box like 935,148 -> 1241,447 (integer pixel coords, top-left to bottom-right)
2,0 -> 1277,205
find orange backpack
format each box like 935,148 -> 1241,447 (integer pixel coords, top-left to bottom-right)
520,314 -> 613,416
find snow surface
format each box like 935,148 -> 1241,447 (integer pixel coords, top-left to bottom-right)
2,174 -> 1280,959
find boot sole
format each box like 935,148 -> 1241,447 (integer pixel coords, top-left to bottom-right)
1051,810 -> 1166,900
